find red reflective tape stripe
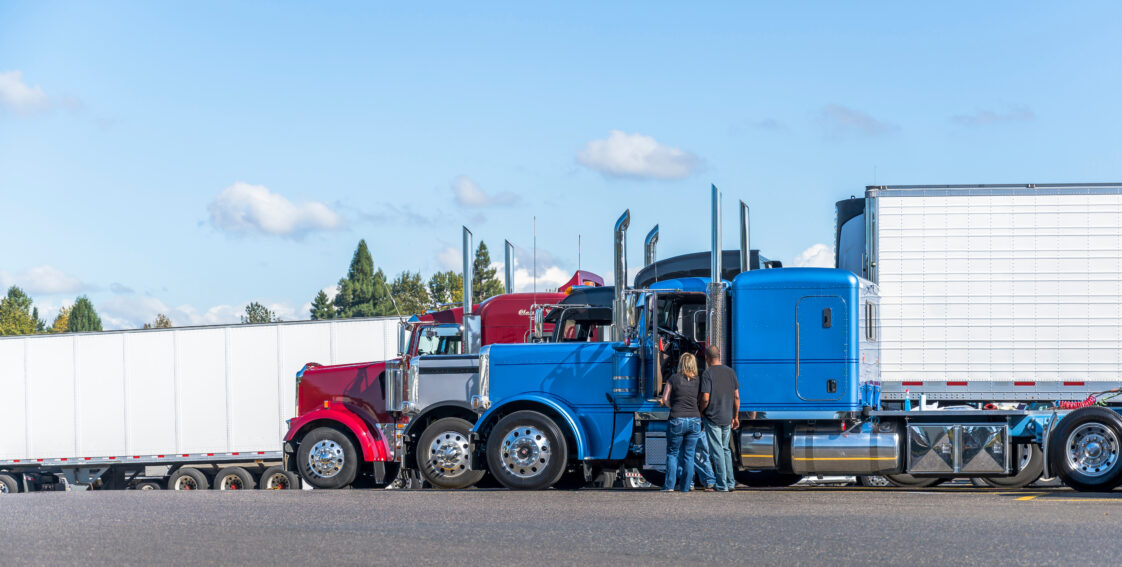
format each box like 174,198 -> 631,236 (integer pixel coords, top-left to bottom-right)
182,454 -> 189,457
257,452 -> 264,455
84,457 -> 91,461
13,460 -> 19,463
157,455 -> 165,458
946,382 -> 968,386
1064,382 -> 1085,386
232,452 -> 239,456
901,381 -> 923,386
206,453 -> 214,457
1014,382 -> 1035,386
109,457 -> 116,460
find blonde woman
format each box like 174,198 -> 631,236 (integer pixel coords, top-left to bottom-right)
658,352 -> 703,492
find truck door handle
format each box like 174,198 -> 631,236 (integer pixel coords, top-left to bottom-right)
827,380 -> 837,394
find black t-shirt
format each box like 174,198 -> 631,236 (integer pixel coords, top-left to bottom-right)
700,364 -> 739,426
666,373 -> 701,419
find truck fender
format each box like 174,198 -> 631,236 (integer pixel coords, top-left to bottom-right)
402,401 -> 477,439
474,394 -> 589,460
285,405 -> 390,462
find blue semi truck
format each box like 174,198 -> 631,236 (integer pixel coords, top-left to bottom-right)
457,187 -> 1122,492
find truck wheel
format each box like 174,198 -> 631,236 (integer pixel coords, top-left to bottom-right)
259,466 -> 301,490
883,474 -> 946,488
214,467 -> 256,490
734,470 -> 803,487
297,427 -> 359,489
0,473 -> 18,493
135,481 -> 162,491
638,469 -> 665,487
417,417 -> 485,489
856,475 -> 892,487
486,410 -> 569,490
1048,406 -> 1122,492
981,444 -> 1044,489
169,468 -> 209,491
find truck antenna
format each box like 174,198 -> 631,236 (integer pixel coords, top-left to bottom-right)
578,234 -> 581,273
533,216 -> 537,298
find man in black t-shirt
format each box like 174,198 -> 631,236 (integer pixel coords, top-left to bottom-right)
699,345 -> 740,492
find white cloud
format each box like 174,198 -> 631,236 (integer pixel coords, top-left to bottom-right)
790,243 -> 834,268
99,294 -> 308,330
818,105 -> 899,138
452,176 -> 519,207
0,265 -> 89,295
577,130 -> 698,180
436,245 -> 462,271
207,182 -> 344,238
0,70 -> 49,114
951,106 -> 1034,127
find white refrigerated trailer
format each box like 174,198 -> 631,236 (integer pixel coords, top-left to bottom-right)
0,317 -> 396,493
836,183 -> 1122,404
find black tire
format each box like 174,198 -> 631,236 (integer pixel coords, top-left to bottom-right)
135,481 -> 162,491
638,469 -> 666,487
734,470 -> 803,487
0,473 -> 18,494
213,467 -> 255,490
168,468 -> 209,491
259,466 -> 301,490
552,468 -> 587,490
981,444 -> 1044,489
1048,406 -> 1122,492
417,417 -> 485,489
883,474 -> 946,488
296,427 -> 359,489
486,411 -> 568,490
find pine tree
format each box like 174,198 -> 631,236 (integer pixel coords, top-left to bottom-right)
67,296 -> 103,332
242,302 -> 277,323
310,290 -> 335,320
427,270 -> 463,308
0,286 -> 40,336
472,241 -> 505,304
389,271 -> 430,316
333,239 -> 392,318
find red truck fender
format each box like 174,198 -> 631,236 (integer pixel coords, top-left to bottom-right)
285,405 -> 390,462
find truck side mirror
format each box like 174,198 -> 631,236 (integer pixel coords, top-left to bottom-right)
692,310 -> 706,342
397,322 -> 407,357
532,307 -> 544,339
625,294 -> 638,328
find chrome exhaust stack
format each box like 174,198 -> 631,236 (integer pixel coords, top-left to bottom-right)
707,185 -> 727,358
504,239 -> 515,294
739,200 -> 751,273
462,227 -> 480,353
612,209 -> 631,341
644,225 -> 659,267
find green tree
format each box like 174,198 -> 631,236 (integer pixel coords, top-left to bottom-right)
333,239 -> 392,318
309,290 -> 335,320
472,241 -> 505,304
0,286 -> 40,336
67,296 -> 103,332
241,301 -> 277,324
143,313 -> 173,329
427,270 -> 463,308
50,305 -> 71,333
389,271 -> 430,316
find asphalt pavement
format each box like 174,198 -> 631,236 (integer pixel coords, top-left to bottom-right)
1,485 -> 1118,566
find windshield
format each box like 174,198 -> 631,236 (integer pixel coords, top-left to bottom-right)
415,325 -> 464,356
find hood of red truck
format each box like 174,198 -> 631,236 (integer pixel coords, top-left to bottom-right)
297,359 -> 395,425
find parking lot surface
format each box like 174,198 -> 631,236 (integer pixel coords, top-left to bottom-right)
1,485 -> 1118,566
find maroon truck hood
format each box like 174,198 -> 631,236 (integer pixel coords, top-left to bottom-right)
297,359 -> 394,424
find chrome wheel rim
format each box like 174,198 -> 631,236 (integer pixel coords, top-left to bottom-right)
1066,423 -> 1119,477
500,425 -> 550,479
1,483 -> 9,494
174,475 -> 199,490
862,475 -> 892,487
427,430 -> 471,479
264,473 -> 290,490
219,475 -> 245,490
138,483 -> 157,491
307,439 -> 345,479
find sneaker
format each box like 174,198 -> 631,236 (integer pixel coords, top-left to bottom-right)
660,488 -> 675,492
704,487 -> 716,492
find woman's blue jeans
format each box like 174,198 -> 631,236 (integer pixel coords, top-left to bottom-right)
664,417 -> 702,492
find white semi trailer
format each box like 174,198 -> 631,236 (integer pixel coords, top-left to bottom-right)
836,184 -> 1122,488
0,317 -> 396,493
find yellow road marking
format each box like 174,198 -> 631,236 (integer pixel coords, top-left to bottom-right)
1016,494 -> 1041,501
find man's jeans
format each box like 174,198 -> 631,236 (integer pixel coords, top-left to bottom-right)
704,418 -> 735,491
679,430 -> 716,488
664,417 -> 702,492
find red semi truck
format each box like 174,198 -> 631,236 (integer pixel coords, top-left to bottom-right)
283,266 -> 603,489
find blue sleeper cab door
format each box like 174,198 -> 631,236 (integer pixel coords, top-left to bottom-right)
796,296 -> 847,402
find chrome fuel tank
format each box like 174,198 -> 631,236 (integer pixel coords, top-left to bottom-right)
790,422 -> 902,475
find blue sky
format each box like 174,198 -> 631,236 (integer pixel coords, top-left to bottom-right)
2,2 -> 1121,328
